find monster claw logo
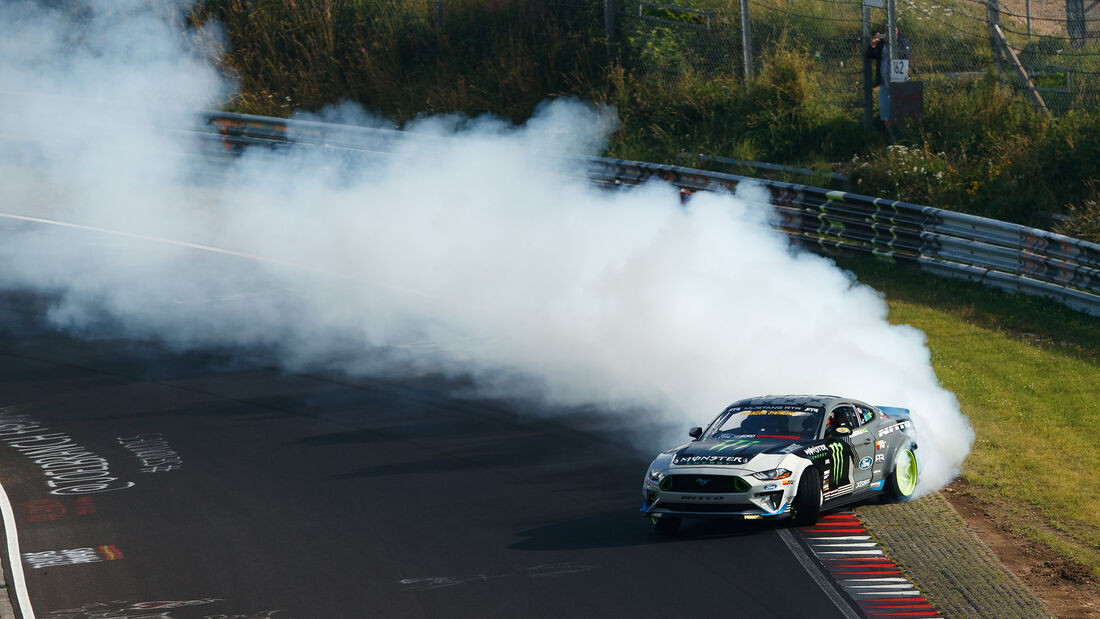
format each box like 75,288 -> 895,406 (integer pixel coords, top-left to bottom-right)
827,442 -> 845,485
710,439 -> 760,452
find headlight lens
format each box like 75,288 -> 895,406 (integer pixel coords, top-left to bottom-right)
647,469 -> 666,483
751,468 -> 792,481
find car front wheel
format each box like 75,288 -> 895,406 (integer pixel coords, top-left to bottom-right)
791,469 -> 823,526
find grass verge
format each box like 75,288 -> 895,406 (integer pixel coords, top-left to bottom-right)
838,253 -> 1100,583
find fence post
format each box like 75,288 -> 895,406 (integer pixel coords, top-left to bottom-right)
1067,0 -> 1087,48
740,0 -> 753,80
863,4 -> 873,129
987,0 -> 1003,71
886,0 -> 896,66
604,0 -> 617,63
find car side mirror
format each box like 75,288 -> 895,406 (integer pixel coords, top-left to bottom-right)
689,426 -> 703,439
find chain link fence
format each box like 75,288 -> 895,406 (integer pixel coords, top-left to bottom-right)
397,0 -> 1100,116
605,0 -> 1100,114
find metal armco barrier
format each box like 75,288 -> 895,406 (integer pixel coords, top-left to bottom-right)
197,111 -> 1100,316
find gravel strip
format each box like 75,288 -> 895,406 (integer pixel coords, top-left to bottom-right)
856,491 -> 1054,618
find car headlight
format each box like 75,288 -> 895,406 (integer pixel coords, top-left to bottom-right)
647,469 -> 666,483
751,468 -> 792,481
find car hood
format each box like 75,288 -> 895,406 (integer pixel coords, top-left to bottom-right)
670,437 -> 803,466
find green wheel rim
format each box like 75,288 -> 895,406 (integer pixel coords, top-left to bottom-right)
895,448 -> 918,496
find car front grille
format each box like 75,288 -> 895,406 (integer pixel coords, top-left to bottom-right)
660,474 -> 749,493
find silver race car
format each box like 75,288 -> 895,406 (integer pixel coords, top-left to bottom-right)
642,395 -> 918,533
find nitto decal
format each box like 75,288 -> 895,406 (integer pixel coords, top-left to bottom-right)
858,456 -> 873,470
877,421 -> 911,438
827,442 -> 844,485
0,412 -> 134,496
679,495 -> 724,501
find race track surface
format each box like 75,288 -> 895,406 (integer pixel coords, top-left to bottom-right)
0,291 -> 857,618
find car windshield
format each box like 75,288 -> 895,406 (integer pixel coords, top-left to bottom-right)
706,407 -> 823,441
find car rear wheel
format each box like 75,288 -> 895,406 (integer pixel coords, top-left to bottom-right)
791,469 -> 822,526
650,516 -> 681,534
884,447 -> 918,502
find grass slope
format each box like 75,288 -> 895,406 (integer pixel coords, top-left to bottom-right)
840,254 -> 1100,581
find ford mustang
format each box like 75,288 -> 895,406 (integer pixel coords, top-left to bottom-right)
641,395 -> 918,532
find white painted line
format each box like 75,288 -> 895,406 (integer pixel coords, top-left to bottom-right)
844,593 -> 924,598
809,542 -> 880,548
0,211 -> 432,301
0,480 -> 35,618
844,583 -> 919,589
805,535 -> 872,541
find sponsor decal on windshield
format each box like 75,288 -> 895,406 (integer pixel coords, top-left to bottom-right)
727,404 -> 821,414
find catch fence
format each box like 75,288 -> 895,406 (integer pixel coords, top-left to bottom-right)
419,0 -> 1100,114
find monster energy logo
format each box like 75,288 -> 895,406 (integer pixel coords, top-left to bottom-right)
828,442 -> 844,486
709,440 -> 760,452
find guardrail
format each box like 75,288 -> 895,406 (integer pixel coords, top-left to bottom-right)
197,111 -> 1100,316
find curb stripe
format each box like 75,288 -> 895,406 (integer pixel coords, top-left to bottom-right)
798,511 -> 944,619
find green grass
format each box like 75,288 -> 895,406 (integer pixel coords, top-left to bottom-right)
839,254 -> 1100,580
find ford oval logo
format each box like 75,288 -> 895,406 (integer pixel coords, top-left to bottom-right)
858,456 -> 873,470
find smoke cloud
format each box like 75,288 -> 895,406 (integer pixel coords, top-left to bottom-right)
0,1 -> 971,494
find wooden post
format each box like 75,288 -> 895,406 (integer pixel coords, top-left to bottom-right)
994,24 -> 1051,115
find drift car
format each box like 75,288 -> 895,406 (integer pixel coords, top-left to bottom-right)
642,395 -> 918,532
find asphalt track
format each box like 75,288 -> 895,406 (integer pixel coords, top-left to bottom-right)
0,290 -> 860,618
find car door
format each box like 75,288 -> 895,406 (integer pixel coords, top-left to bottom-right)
835,405 -> 876,495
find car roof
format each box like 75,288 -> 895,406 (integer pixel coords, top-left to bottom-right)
725,395 -> 864,411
